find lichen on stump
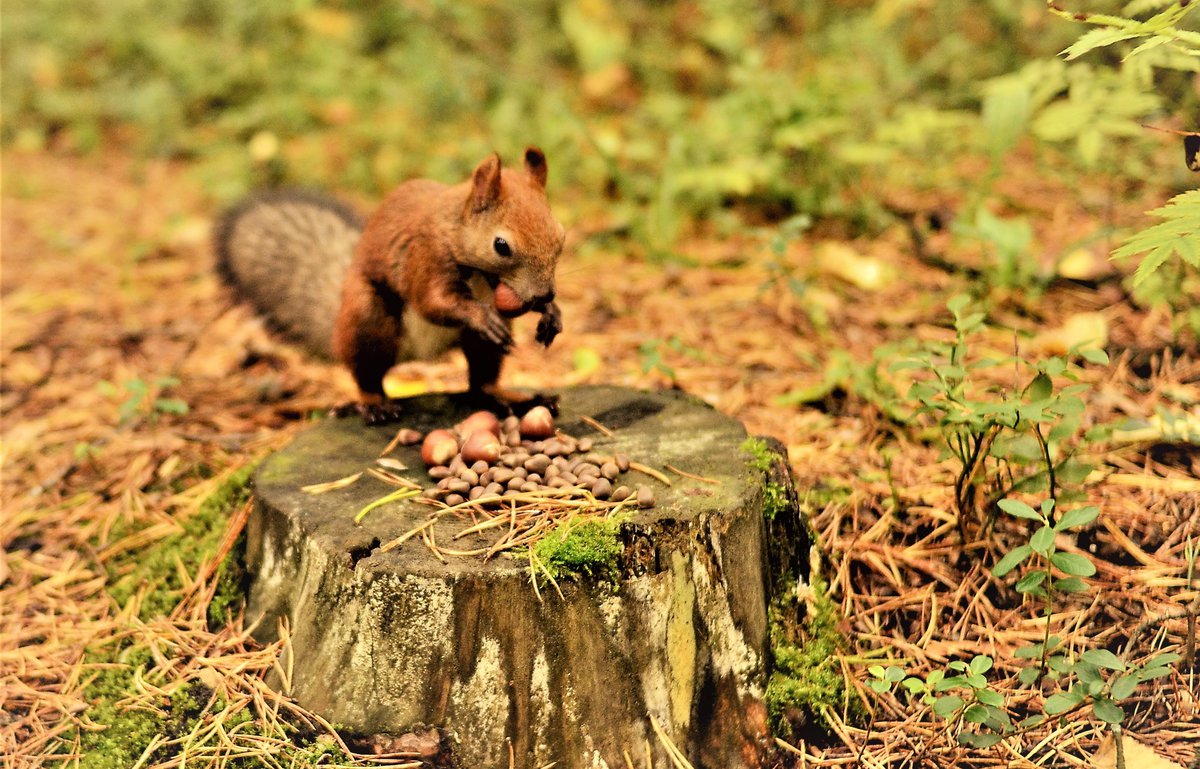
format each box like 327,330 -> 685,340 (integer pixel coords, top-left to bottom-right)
244,385 -> 806,769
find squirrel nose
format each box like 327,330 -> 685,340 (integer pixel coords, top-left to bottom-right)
534,290 -> 555,308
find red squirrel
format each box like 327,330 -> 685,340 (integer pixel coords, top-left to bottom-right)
215,147 -> 564,423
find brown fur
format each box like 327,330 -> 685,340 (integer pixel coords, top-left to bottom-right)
331,147 -> 565,413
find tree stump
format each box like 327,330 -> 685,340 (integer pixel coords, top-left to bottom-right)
244,386 -> 804,769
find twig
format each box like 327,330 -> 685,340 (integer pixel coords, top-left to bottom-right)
664,463 -> 719,485
628,461 -> 672,486
580,414 -> 614,436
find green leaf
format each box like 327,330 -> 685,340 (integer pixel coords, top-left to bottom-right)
1051,551 -> 1097,577
1112,190 -> 1200,286
1053,577 -> 1089,594
976,688 -> 1005,708
998,499 -> 1042,521
982,75 -> 1032,157
970,655 -> 994,675
1044,690 -> 1083,715
1018,666 -> 1041,685
958,732 -> 1003,748
153,398 -> 189,415
1081,650 -> 1125,672
885,666 -> 906,682
993,545 -> 1033,577
1031,525 -> 1057,556
869,679 -> 890,693
1091,697 -> 1125,724
1016,570 -> 1048,593
932,695 -> 964,717
1027,373 -> 1053,402
1061,27 -> 1143,60
946,295 -> 971,317
1081,348 -> 1110,365
1110,674 -> 1138,701
1055,506 -> 1100,532
963,704 -> 990,724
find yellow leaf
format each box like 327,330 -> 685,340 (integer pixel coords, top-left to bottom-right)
1030,312 -> 1108,356
1091,734 -> 1183,769
1057,248 -> 1111,281
813,241 -> 895,291
383,376 -> 430,400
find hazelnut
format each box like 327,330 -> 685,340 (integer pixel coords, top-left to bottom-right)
421,430 -> 459,468
461,430 -> 502,465
519,406 -> 555,439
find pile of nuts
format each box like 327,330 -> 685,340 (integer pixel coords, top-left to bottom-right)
416,406 -> 655,509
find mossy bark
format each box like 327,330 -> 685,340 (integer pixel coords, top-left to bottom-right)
245,386 -> 806,769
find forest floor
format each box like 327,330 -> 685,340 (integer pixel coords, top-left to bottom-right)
3,145 -> 1198,768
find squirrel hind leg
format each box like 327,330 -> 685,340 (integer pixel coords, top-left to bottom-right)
462,331 -> 559,416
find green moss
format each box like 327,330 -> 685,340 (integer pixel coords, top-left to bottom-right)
741,437 -> 790,521
532,517 -> 623,584
107,462 -> 257,621
765,577 -> 853,736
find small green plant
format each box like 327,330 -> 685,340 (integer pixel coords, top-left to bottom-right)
638,335 -> 705,384
893,296 -> 1107,534
98,375 -> 188,426
993,498 -> 1098,679
869,655 -> 1010,748
991,496 -> 1181,747
1112,189 -> 1200,331
1045,1 -> 1200,327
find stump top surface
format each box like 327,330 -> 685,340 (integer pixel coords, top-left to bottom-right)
255,386 -> 754,578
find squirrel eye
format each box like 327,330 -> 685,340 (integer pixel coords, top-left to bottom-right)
493,237 -> 512,257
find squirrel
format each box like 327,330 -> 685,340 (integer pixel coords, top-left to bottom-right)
215,147 -> 565,424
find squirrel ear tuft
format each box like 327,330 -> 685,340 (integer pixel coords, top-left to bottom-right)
524,146 -> 547,188
470,153 -> 502,211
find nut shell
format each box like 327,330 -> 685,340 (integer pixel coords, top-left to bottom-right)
421,430 -> 459,468
458,411 -> 501,440
461,430 -> 502,465
519,406 -> 555,439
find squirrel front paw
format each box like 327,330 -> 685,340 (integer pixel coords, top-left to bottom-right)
475,307 -> 514,352
535,302 -> 562,347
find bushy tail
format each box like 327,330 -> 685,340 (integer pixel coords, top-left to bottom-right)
215,190 -> 362,358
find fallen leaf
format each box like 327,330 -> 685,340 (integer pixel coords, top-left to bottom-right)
1030,311 -> 1108,356
813,241 -> 895,291
1057,247 -> 1113,281
1091,733 -> 1183,769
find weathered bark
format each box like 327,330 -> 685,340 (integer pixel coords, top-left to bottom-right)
244,386 -> 804,769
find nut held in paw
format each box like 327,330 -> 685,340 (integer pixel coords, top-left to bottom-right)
494,283 -> 527,316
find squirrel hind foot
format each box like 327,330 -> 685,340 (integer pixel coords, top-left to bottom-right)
470,387 -> 559,418
330,399 -> 406,425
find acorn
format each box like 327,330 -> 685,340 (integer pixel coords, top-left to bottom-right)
520,406 -> 555,439
421,430 -> 459,468
461,430 -> 503,465
458,410 -> 501,441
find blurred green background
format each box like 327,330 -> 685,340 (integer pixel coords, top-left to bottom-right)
3,0 -> 1196,262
